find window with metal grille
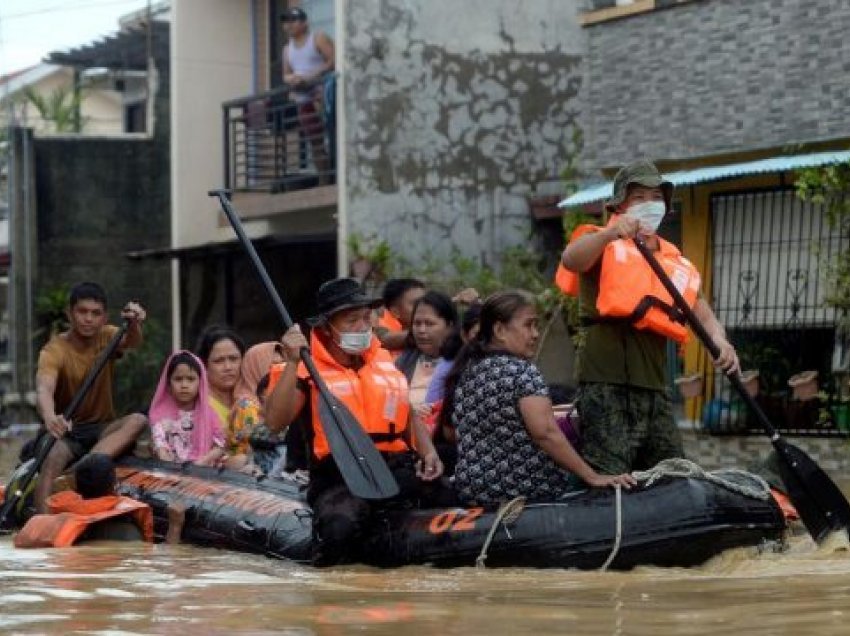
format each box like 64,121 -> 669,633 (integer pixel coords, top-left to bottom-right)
702,188 -> 850,436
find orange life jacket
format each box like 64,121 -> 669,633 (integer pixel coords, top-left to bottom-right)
596,236 -> 700,343
377,309 -> 403,333
14,490 -> 154,548
555,221 -> 613,297
297,331 -> 410,462
770,488 -> 800,522
376,309 -> 404,359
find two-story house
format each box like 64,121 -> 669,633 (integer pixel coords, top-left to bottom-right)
561,0 -> 850,434
166,0 -> 587,355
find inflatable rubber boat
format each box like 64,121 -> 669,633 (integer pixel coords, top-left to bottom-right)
113,457 -> 786,569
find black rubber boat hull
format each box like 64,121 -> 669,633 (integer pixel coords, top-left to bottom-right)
114,457 -> 786,569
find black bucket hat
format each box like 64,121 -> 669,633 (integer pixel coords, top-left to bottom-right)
605,159 -> 674,214
307,278 -> 382,326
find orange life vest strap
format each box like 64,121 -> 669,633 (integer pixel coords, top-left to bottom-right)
582,294 -> 685,327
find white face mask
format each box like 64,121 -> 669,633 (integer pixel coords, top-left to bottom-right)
332,326 -> 372,354
626,200 -> 666,234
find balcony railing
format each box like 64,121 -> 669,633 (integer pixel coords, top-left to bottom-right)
222,78 -> 336,193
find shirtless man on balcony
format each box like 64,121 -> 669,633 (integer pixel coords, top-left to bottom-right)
281,7 -> 335,183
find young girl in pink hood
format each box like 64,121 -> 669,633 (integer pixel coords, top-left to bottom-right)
149,351 -> 225,465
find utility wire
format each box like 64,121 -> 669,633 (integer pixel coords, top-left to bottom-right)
1,0 -> 145,22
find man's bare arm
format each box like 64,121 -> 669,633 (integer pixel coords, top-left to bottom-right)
36,372 -> 68,438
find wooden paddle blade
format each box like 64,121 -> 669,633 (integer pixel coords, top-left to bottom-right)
317,394 -> 400,500
774,438 -> 850,543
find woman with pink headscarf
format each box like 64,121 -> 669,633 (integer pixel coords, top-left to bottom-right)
149,351 -> 225,465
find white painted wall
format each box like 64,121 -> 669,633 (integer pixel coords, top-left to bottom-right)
170,0 -> 254,250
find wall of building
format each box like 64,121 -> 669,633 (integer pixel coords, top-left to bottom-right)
342,0 -> 586,271
0,66 -> 124,136
583,0 -> 850,168
170,0 -> 255,249
681,429 -> 850,477
25,45 -> 172,409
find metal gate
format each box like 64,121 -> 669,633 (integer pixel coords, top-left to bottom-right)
701,188 -> 849,435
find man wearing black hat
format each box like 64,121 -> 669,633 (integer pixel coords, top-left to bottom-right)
561,159 -> 739,475
281,7 -> 334,180
265,277 -> 443,565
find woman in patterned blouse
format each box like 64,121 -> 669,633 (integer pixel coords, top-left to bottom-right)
439,290 -> 636,505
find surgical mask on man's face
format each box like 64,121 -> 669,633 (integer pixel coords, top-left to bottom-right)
626,200 -> 666,234
332,326 -> 372,354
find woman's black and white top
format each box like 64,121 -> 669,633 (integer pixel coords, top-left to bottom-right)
451,353 -> 574,505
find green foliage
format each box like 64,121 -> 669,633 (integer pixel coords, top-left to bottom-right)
562,209 -> 598,240
33,284 -> 70,345
23,85 -> 86,133
114,317 -> 170,415
795,160 -> 850,323
347,232 -> 392,279
796,162 -> 850,227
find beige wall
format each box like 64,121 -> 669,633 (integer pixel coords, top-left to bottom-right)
170,0 -> 259,250
0,66 -> 123,135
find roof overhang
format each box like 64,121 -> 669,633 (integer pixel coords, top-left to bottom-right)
126,233 -> 336,261
45,20 -> 169,71
559,150 -> 850,208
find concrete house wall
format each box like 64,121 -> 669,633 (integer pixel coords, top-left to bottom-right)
582,0 -> 850,168
342,0 -> 586,270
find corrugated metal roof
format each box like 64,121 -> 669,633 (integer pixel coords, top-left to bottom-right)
559,150 -> 850,208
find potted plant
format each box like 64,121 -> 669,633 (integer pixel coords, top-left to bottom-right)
788,370 -> 819,401
740,369 -> 760,397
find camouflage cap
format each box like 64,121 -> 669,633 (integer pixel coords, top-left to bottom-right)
605,159 -> 674,213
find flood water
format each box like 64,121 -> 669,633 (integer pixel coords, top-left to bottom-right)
2,433 -> 850,635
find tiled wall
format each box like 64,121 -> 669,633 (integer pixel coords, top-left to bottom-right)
682,429 -> 850,476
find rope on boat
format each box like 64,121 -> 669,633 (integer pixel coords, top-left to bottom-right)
597,459 -> 770,572
631,458 -> 771,501
599,484 -> 622,572
476,496 -> 526,569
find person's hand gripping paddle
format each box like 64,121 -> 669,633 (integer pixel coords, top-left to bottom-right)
0,321 -> 130,531
634,237 -> 850,543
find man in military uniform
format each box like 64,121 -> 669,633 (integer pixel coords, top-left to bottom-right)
561,160 -> 739,474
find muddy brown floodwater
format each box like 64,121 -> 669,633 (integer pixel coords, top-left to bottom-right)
1,434 -> 849,635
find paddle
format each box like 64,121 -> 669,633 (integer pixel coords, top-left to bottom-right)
634,237 -> 850,543
0,320 -> 130,530
209,189 -> 399,500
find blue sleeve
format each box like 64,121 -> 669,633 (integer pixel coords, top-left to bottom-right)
425,358 -> 452,403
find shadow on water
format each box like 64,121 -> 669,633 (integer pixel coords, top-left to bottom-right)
1,435 -> 850,634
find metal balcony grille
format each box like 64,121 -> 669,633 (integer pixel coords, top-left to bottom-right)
222,82 -> 336,193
